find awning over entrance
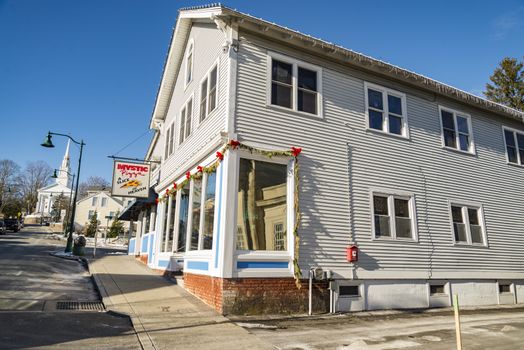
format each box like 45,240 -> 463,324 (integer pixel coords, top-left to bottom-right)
118,189 -> 157,221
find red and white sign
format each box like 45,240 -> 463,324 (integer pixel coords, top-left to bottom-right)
111,161 -> 151,198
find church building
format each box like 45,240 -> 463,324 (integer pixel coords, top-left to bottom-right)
35,140 -> 73,220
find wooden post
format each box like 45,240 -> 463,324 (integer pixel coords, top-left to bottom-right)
453,294 -> 462,350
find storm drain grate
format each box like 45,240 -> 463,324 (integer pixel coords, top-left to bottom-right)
56,301 -> 105,311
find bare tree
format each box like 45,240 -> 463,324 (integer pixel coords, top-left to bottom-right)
78,176 -> 110,199
0,159 -> 21,213
19,161 -> 52,213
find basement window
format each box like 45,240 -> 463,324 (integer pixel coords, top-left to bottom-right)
339,285 -> 360,297
430,284 -> 446,295
499,283 -> 512,294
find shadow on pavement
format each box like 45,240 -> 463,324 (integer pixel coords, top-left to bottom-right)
0,311 -> 139,350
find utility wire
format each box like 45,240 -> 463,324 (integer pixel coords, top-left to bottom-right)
112,130 -> 152,156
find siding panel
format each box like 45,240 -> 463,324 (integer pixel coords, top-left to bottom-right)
235,31 -> 524,279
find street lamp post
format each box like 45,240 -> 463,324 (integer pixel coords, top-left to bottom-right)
42,131 -> 85,253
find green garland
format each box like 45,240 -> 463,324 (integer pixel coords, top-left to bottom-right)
156,139 -> 303,289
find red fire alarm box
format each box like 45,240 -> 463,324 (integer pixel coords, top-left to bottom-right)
347,245 -> 358,262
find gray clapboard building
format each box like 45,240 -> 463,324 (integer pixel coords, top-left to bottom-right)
125,4 -> 524,314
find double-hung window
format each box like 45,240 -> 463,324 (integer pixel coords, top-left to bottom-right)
268,52 -> 322,116
179,97 -> 193,144
199,63 -> 218,122
365,83 -> 408,137
503,127 -> 524,165
372,192 -> 416,240
164,126 -> 170,160
450,203 -> 486,245
439,107 -> 474,153
185,40 -> 194,87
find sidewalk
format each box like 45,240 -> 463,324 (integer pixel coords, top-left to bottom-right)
89,255 -> 274,350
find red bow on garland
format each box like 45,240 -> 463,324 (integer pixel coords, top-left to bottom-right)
197,166 -> 203,173
172,183 -> 177,189
186,171 -> 191,180
291,147 -> 302,157
216,151 -> 224,161
229,139 -> 240,149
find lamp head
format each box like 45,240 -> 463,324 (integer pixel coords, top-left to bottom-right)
41,132 -> 54,148
51,170 -> 58,179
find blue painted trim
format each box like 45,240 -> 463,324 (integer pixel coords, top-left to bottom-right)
148,233 -> 155,265
237,261 -> 289,269
187,261 -> 209,271
214,163 -> 223,269
128,238 -> 136,254
157,259 -> 169,268
141,235 -> 149,253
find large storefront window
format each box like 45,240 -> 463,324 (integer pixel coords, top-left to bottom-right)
176,184 -> 190,252
161,202 -> 169,252
236,158 -> 288,251
189,178 -> 202,250
166,196 -> 176,252
202,171 -> 216,250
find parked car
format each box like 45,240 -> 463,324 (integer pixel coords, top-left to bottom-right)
0,220 -> 6,235
4,219 -> 20,232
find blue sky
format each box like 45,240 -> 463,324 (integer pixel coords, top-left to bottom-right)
1,0 -> 523,182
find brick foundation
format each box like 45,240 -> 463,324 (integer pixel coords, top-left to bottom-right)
183,273 -> 329,315
136,254 -> 148,265
184,273 -> 225,312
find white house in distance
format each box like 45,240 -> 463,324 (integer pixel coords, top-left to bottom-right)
124,4 -> 524,315
35,140 -> 73,219
75,190 -> 132,232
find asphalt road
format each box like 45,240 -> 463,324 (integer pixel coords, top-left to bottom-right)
0,226 -> 141,349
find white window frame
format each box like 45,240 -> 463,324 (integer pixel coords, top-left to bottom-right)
448,200 -> 487,247
369,188 -> 418,241
101,197 -> 107,207
266,51 -> 323,118
438,106 -> 475,155
233,150 -> 295,257
178,94 -> 194,145
184,39 -> 194,89
91,196 -> 98,207
199,59 -> 220,124
502,126 -> 524,166
364,82 -> 409,139
164,125 -> 170,160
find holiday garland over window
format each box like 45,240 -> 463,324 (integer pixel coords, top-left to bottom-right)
155,139 -> 303,288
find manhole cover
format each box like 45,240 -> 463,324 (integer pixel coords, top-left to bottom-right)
55,301 -> 105,311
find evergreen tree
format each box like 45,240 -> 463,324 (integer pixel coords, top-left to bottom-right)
485,57 -> 524,111
107,211 -> 124,238
85,211 -> 98,237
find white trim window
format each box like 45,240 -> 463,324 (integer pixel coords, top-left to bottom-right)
91,196 -> 98,207
164,126 -> 170,160
365,83 -> 408,137
267,52 -> 322,116
199,62 -> 218,122
371,191 -> 417,240
439,107 -> 474,153
101,197 -> 107,207
184,39 -> 194,88
235,156 -> 292,251
179,97 -> 193,145
450,203 -> 486,246
503,127 -> 524,165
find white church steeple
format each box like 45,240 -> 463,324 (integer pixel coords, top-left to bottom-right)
56,140 -> 71,187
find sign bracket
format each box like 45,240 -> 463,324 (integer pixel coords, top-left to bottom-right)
107,155 -> 161,164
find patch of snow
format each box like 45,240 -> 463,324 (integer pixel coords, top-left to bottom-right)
236,322 -> 278,329
501,325 -> 518,332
